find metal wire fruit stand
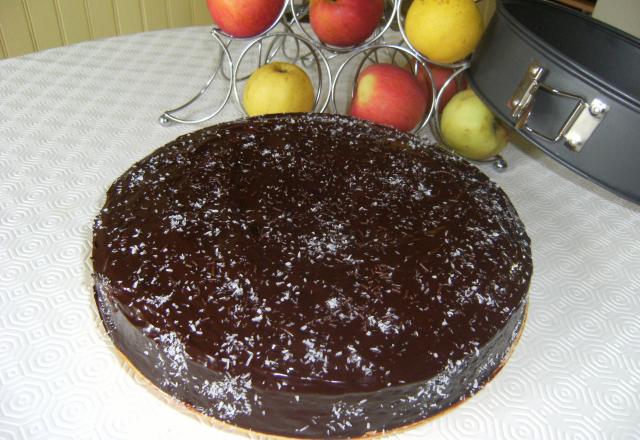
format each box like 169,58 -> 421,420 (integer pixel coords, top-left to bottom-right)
158,0 -> 506,169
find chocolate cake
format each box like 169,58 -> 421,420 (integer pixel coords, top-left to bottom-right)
93,113 -> 532,438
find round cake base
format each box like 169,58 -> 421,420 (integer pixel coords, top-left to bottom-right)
98,300 -> 528,440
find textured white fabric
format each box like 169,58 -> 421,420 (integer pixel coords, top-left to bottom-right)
1,27 -> 639,440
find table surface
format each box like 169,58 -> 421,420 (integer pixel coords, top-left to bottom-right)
1,27 -> 639,440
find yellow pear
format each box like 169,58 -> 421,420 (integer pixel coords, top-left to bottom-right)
243,62 -> 315,116
405,0 -> 483,64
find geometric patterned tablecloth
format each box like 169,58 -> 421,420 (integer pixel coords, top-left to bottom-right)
1,27 -> 639,440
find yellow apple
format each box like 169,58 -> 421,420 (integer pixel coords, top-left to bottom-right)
243,62 -> 315,116
404,0 -> 483,64
440,89 -> 508,160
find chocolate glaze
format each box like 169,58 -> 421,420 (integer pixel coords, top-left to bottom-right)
93,113 -> 532,438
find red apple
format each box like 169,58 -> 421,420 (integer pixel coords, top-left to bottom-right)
414,63 -> 467,112
310,0 -> 385,47
349,64 -> 427,132
207,0 -> 284,38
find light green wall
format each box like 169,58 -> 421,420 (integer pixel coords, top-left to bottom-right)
0,0 -> 214,59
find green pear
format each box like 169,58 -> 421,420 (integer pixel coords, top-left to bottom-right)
440,89 -> 508,160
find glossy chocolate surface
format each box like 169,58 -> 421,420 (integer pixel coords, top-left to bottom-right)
93,113 -> 532,438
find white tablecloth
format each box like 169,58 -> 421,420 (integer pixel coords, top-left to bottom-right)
1,27 -> 639,440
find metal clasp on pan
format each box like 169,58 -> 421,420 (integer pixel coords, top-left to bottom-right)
509,62 -> 609,152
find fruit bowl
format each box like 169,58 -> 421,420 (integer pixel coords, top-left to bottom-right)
159,0 -> 509,168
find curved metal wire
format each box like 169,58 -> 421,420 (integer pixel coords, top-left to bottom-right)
158,1 -> 290,125
431,62 -> 508,170
232,32 -> 332,116
265,20 -> 302,65
158,29 -> 234,126
331,44 -> 437,135
290,0 -> 398,55
430,62 -> 471,140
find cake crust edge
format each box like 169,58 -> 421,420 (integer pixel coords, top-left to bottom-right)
94,281 -> 528,439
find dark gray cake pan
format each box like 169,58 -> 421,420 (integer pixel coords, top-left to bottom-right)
469,0 -> 640,203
